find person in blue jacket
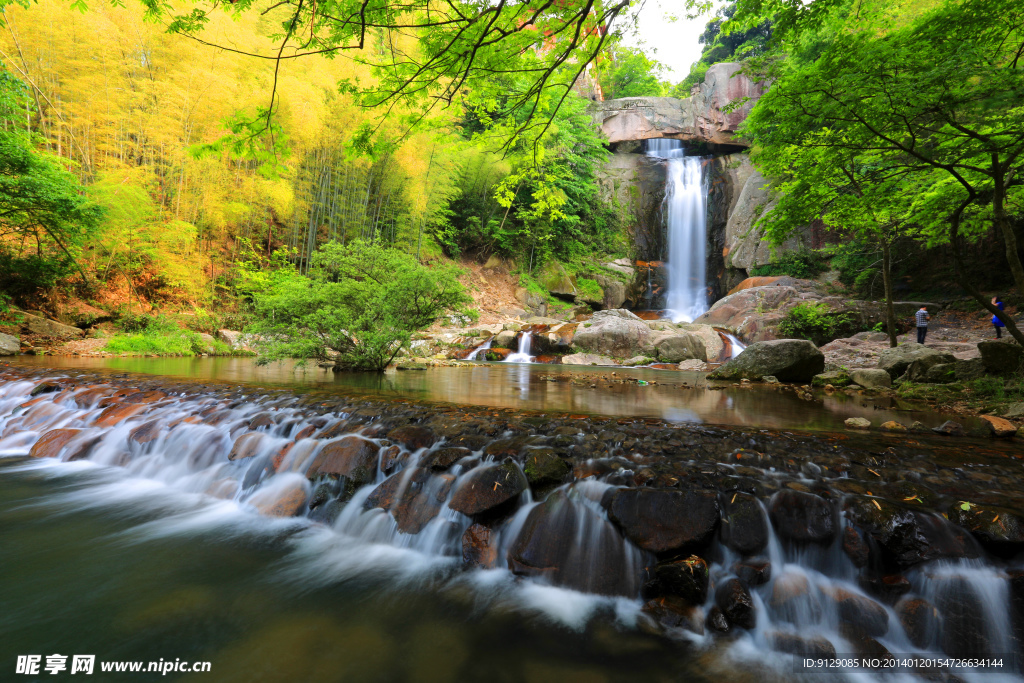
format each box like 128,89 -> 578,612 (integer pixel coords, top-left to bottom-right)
992,296 -> 1006,339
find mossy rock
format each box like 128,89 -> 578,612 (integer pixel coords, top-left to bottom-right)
522,448 -> 570,486
812,371 -> 851,388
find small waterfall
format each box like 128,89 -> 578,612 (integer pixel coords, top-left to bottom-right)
465,337 -> 492,361
504,332 -> 534,363
646,139 -> 709,323
724,332 -> 746,359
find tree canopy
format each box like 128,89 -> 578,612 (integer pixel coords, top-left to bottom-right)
741,0 -> 1024,342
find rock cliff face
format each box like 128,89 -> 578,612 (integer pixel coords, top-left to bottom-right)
591,63 -> 767,147
723,162 -> 815,272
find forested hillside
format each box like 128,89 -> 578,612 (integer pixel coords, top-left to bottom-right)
0,0 -> 624,322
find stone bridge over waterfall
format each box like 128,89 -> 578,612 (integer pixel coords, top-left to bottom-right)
590,63 -> 766,149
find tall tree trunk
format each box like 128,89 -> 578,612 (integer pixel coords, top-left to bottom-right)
881,239 -> 897,348
992,166 -> 1024,299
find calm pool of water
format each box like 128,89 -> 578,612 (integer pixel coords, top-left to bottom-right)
8,355 -> 969,433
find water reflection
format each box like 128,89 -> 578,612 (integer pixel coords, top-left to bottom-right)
7,356 -> 969,433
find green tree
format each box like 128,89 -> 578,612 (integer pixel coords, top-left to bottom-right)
248,241 -> 474,372
599,45 -> 666,99
0,68 -> 101,299
742,0 -> 1024,344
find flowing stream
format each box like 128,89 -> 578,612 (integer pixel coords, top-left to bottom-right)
0,368 -> 1021,681
647,139 -> 709,324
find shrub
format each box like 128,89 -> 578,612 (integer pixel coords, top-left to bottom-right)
576,277 -> 602,302
750,249 -> 829,279
248,241 -> 475,372
778,302 -> 855,346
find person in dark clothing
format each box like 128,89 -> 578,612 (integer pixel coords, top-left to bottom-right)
915,306 -> 930,344
992,296 -> 1006,339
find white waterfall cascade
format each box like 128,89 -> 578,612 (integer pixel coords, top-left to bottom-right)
465,337 -> 492,361
504,332 -> 534,363
646,139 -> 709,323
723,332 -> 746,359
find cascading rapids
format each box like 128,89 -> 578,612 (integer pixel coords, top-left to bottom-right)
647,139 -> 709,323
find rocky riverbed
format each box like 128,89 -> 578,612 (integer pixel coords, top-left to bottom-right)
3,363 -> 1024,674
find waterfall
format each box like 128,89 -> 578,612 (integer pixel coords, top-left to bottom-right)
504,332 -> 534,363
646,139 -> 709,323
723,332 -> 746,359
465,337 -> 492,361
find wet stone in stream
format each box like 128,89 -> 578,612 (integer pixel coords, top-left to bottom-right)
2,364 -> 1024,673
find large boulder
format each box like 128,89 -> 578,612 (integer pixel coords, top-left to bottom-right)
536,261 -> 576,298
217,330 -> 255,351
560,353 -> 619,366
977,340 -> 1024,374
605,487 -> 719,554
19,312 -> 84,339
593,274 -> 627,310
676,323 -> 725,361
654,332 -> 707,363
571,309 -> 652,358
694,285 -> 797,341
903,353 -> 959,383
877,344 -> 955,379
0,332 -> 19,355
707,339 -> 824,383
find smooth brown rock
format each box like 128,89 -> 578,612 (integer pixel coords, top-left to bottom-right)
307,436 -> 379,483
29,429 -> 81,459
448,459 -> 527,516
252,482 -> 308,517
825,587 -> 888,638
979,415 -> 1018,438
462,523 -> 498,568
94,402 -> 145,427
734,558 -> 771,586
771,632 -> 836,657
720,492 -> 769,556
770,490 -> 837,544
606,487 -> 719,553
420,447 -> 470,471
229,432 -> 267,461
386,425 -> 437,451
128,420 -> 162,445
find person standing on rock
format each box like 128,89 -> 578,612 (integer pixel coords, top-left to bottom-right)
915,306 -> 930,344
992,296 -> 1006,339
